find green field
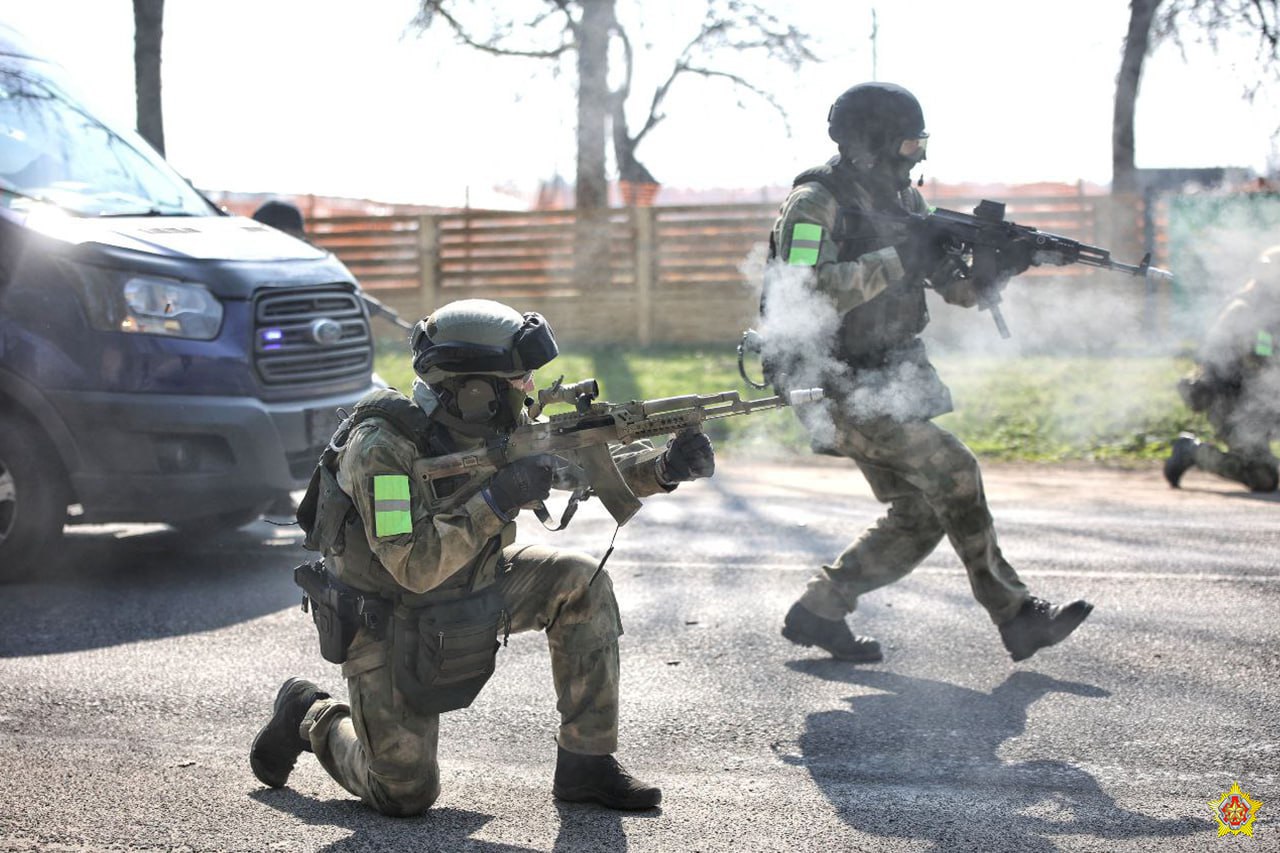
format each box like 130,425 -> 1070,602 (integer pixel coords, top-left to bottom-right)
373,341 -> 1211,464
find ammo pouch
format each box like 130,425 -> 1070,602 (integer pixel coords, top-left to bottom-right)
392,584 -> 508,715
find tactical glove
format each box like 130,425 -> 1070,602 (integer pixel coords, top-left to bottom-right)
996,238 -> 1036,278
656,431 -> 715,485
485,454 -> 556,520
935,276 -> 981,308
1177,375 -> 1215,412
894,230 -> 949,282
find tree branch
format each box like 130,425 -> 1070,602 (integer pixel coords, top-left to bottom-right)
412,1 -> 574,59
1153,0 -> 1279,103
680,64 -> 792,134
619,1 -> 812,155
548,0 -> 580,37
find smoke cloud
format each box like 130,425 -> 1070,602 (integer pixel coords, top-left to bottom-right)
737,194 -> 1280,461
741,246 -> 960,448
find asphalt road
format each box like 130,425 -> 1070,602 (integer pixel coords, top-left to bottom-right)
0,456 -> 1276,852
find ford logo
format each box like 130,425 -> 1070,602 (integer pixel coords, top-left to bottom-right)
310,318 -> 344,346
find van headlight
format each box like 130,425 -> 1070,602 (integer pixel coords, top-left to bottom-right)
119,277 -> 223,338
71,266 -> 224,340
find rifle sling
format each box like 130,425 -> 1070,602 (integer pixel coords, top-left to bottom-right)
532,495 -> 581,532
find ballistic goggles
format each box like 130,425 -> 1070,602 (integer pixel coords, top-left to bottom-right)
897,135 -> 928,159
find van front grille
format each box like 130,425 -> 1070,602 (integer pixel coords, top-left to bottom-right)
253,286 -> 372,388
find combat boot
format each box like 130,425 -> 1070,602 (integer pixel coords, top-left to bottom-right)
1163,433 -> 1200,488
781,602 -> 883,663
999,596 -> 1094,662
553,746 -> 662,810
250,677 -> 329,788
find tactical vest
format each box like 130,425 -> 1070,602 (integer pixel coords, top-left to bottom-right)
296,387 -> 515,715
297,387 -> 511,600
788,157 -> 931,366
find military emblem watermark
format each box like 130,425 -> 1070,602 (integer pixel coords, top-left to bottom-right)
1210,781 -> 1262,837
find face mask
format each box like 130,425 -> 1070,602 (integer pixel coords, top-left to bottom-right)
454,378 -> 502,424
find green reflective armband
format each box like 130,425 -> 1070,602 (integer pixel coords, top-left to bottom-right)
787,222 -> 823,266
373,474 -> 412,537
1256,330 -> 1273,357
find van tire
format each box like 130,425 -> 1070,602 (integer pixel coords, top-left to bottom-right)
0,413 -> 70,582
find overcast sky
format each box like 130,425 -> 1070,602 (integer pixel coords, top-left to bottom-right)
3,0 -> 1278,208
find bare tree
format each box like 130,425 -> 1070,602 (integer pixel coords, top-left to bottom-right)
1114,0 -> 1161,194
412,1 -> 817,290
411,1 -> 817,207
577,0 -> 614,210
133,0 -> 165,156
1113,0 -> 1280,193
608,5 -> 817,192
412,2 -> 596,207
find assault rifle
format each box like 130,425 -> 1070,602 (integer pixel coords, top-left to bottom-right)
359,291 -> 414,331
892,199 -> 1173,338
413,377 -> 823,528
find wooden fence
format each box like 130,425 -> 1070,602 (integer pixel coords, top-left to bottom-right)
307,191 -> 1156,345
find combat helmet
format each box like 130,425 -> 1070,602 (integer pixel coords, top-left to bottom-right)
827,82 -> 928,185
411,299 -> 558,426
252,200 -> 306,238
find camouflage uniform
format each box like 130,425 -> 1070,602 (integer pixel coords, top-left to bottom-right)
1181,279 -> 1280,491
299,384 -> 671,816
768,158 -> 1028,626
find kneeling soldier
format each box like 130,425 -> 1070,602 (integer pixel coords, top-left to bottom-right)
250,299 -> 714,814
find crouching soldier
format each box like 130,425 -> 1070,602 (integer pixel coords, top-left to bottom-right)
1166,244 -> 1280,492
249,299 -> 715,814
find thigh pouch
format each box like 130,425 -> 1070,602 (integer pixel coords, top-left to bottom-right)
392,585 -> 509,715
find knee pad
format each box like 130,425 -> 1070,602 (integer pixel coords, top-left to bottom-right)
368,772 -> 440,817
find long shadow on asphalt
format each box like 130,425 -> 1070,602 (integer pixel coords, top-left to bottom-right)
1177,485 -> 1280,503
250,788 -> 539,852
552,801 -> 646,852
783,665 -> 1209,852
0,521 -> 304,657
250,787 -> 647,851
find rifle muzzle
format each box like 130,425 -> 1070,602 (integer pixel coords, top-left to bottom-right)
788,388 -> 824,405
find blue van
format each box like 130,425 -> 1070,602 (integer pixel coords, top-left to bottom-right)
0,25 -> 380,579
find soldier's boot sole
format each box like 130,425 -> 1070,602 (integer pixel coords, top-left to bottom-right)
781,622 -> 883,663
552,781 -> 663,811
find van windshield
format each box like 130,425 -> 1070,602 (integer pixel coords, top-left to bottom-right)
0,64 -> 215,217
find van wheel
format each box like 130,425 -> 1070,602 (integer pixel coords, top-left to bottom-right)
0,414 -> 70,582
